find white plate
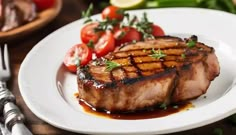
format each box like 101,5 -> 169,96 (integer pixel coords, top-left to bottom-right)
19,8 -> 236,135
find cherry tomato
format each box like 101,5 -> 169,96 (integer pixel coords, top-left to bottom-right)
64,44 -> 92,73
151,24 -> 165,37
80,22 -> 102,44
102,6 -> 124,21
33,0 -> 55,11
114,26 -> 141,46
94,31 -> 115,57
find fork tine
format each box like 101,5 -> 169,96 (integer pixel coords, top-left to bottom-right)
4,44 -> 10,71
0,45 -> 3,69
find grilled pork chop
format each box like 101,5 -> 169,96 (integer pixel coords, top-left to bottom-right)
77,36 -> 220,112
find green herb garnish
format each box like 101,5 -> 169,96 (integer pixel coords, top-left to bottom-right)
149,48 -> 166,59
199,48 -> 203,50
132,40 -> 137,44
173,105 -> 179,109
181,53 -> 186,59
135,12 -> 154,39
160,103 -> 167,110
128,15 -> 137,27
94,18 -> 120,32
116,9 -> 125,15
187,40 -> 196,48
87,40 -> 94,48
74,57 -> 80,67
142,12 -> 149,22
105,60 -> 121,71
82,3 -> 94,24
117,31 -> 126,39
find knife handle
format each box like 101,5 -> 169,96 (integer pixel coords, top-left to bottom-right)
0,89 -> 15,108
3,102 -> 33,135
0,81 -> 15,111
11,123 -> 33,135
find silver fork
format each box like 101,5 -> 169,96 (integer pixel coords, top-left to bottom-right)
0,44 -> 33,135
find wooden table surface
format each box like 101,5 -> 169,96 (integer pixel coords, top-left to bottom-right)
5,0 -> 236,134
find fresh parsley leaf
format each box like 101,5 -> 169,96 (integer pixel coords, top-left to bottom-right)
84,18 -> 93,24
128,15 -> 137,26
116,9 -> 125,15
132,40 -> 137,44
173,105 -> 179,109
105,60 -> 121,71
143,33 -> 154,39
199,48 -> 203,50
142,12 -> 148,22
94,18 -> 120,32
149,48 -> 166,59
117,31 -> 126,40
82,3 -> 93,18
160,103 -> 167,110
181,53 -> 186,59
82,3 -> 94,24
187,40 -> 196,48
123,13 -> 130,22
87,40 -> 94,48
74,57 -> 80,67
134,12 -> 154,39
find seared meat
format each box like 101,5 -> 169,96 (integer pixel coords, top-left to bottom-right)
77,36 -> 220,112
0,0 -> 4,28
14,0 -> 36,22
1,0 -> 22,32
0,0 -> 36,32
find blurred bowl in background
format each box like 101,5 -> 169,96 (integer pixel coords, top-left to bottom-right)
0,0 -> 62,43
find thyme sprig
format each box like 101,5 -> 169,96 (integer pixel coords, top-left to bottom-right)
181,53 -> 186,59
186,40 -> 196,48
122,13 -> 137,27
74,57 -> 80,67
94,18 -> 120,32
105,60 -> 121,71
116,9 -> 125,15
149,48 -> 166,59
82,3 -> 94,24
160,103 -> 167,110
134,12 -> 154,39
117,31 -> 126,39
87,40 -> 94,48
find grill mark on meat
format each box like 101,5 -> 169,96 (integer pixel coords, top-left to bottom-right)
129,55 -> 143,76
120,68 -> 177,85
77,36 -> 220,112
112,54 -> 205,65
109,70 -> 116,87
79,37 -> 214,87
113,45 -> 212,59
80,49 -> 212,88
79,64 -> 178,89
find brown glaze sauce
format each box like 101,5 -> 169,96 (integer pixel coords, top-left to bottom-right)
77,97 -> 193,120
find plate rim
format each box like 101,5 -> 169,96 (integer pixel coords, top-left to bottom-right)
18,7 -> 236,135
0,0 -> 62,42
